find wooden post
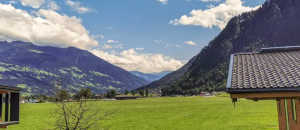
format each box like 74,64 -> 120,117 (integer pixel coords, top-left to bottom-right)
0,94 -> 2,121
10,92 -> 19,121
278,99 -> 286,130
4,93 -> 9,122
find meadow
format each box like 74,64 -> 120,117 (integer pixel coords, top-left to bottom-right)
9,96 -> 278,130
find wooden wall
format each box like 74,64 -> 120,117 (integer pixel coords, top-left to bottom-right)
277,98 -> 300,130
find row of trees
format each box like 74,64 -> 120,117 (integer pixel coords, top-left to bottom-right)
123,89 -> 150,97
161,84 -> 219,96
22,88 -> 154,103
23,88 -> 96,102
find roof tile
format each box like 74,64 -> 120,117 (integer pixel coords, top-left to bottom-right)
229,48 -> 300,90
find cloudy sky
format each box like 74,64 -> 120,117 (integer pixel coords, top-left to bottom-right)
0,0 -> 264,73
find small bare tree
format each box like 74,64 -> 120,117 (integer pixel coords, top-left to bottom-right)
53,90 -> 112,130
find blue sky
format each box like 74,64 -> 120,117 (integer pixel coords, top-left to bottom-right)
0,0 -> 264,73
71,0 -> 264,60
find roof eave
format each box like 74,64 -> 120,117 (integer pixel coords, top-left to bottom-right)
226,54 -> 234,89
260,46 -> 300,53
227,87 -> 300,94
0,85 -> 22,92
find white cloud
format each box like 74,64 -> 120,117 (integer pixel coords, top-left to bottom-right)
100,39 -> 122,50
20,0 -> 45,8
157,0 -> 168,5
0,3 -> 183,73
91,49 -> 184,73
107,40 -> 119,44
184,41 -> 197,46
47,1 -> 59,10
66,0 -> 91,14
103,44 -> 112,49
170,0 -> 260,29
0,3 -> 98,49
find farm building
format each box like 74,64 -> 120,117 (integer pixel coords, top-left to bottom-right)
115,96 -> 138,100
0,85 -> 21,127
226,46 -> 300,130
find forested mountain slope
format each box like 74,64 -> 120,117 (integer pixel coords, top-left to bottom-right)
143,0 -> 300,94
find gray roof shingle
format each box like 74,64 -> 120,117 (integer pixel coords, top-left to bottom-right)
227,46 -> 300,93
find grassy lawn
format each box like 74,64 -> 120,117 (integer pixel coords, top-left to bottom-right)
9,96 -> 278,130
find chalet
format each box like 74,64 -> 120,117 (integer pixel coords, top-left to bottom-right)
226,46 -> 300,130
0,85 -> 21,127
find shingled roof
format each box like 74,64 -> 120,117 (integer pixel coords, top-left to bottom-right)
227,46 -> 300,93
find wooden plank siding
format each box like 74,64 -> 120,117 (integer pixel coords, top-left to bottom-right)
278,99 -> 286,130
277,98 -> 300,130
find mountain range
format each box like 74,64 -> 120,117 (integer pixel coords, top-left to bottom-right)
142,0 -> 300,94
0,41 -> 148,95
130,71 -> 170,82
1,0 -> 298,96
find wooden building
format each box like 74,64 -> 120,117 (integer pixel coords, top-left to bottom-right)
115,96 -> 138,100
0,85 -> 21,127
226,46 -> 300,130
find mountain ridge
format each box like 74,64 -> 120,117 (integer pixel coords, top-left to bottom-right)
142,0 -> 300,94
0,41 -> 148,95
130,71 -> 171,83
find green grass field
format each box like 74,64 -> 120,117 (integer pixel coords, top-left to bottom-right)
9,96 -> 278,130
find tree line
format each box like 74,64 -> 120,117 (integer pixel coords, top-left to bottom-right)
22,88 -> 153,103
